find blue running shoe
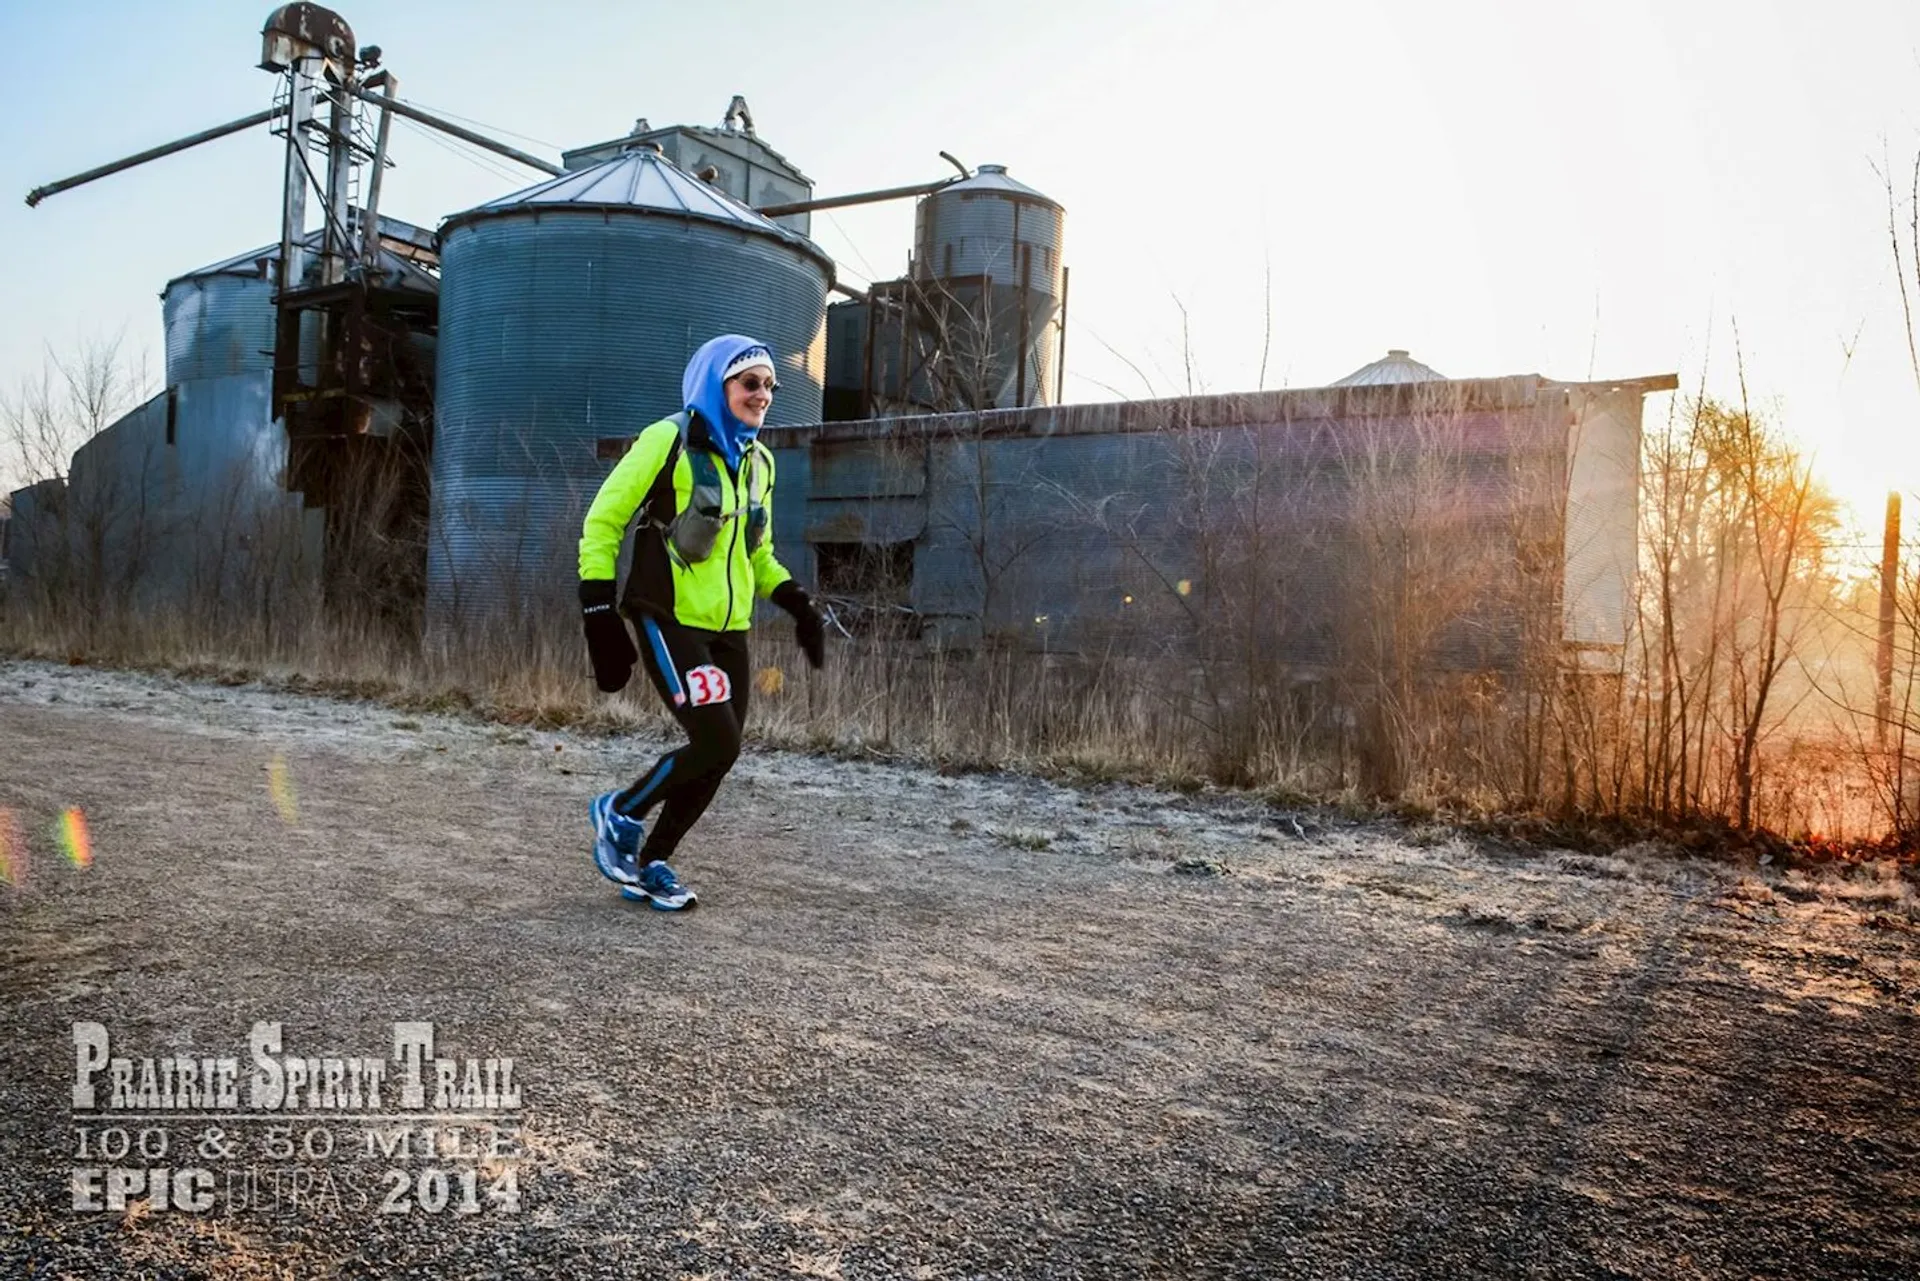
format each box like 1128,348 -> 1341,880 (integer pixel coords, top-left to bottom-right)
619,859 -> 697,911
589,791 -> 643,886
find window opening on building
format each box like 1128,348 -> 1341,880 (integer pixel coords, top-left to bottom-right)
812,540 -> 918,637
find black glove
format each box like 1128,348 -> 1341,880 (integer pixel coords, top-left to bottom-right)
579,580 -> 637,692
770,580 -> 826,670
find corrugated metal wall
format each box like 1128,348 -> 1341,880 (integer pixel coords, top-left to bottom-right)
162,273 -> 323,387
167,373 -> 317,607
163,274 -> 276,384
14,372 -> 319,612
62,394 -> 182,602
766,377 -> 1633,671
824,300 -> 867,394
3,477 -> 67,585
917,180 -> 1065,287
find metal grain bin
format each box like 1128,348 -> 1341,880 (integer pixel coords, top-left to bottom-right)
162,248 -> 279,385
162,221 -> 439,386
428,145 -> 834,633
911,164 -> 1065,408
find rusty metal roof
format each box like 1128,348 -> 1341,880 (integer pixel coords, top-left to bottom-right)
165,213 -> 439,294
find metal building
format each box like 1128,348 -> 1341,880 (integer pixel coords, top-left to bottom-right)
823,298 -> 870,421
560,100 -> 814,236
163,246 -> 284,385
20,373 -> 320,614
1,478 -> 64,587
768,370 -> 1674,664
426,143 -> 834,634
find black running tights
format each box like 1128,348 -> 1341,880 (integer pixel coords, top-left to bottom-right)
613,615 -> 752,861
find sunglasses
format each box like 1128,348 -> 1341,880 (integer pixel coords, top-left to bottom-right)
732,374 -> 779,394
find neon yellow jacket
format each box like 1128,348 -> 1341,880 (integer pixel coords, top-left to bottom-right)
578,416 -> 792,632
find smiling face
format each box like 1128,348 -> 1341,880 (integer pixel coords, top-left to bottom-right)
725,369 -> 775,429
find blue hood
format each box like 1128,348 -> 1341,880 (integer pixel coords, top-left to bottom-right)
682,334 -> 774,471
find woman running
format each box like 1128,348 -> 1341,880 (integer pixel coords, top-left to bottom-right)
576,333 -> 825,909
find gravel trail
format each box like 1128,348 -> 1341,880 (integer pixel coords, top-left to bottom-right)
2,659 -> 1916,1279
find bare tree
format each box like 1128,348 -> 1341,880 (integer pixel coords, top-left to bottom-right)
1630,388 -> 1843,829
1,332 -> 153,493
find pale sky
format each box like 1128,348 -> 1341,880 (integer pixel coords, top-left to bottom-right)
5,1 -> 1920,545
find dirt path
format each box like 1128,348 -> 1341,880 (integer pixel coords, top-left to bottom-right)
2,659 -> 1917,1279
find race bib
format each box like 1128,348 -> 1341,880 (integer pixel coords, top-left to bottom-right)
684,664 -> 733,707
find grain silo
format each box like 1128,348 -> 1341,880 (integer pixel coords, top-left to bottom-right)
821,164 -> 1067,418
427,142 -> 834,633
162,246 -> 281,385
909,164 -> 1064,410
161,219 -> 439,388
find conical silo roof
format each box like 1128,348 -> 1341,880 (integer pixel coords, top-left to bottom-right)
937,163 -> 1059,206
1331,349 -> 1446,386
444,144 -> 831,270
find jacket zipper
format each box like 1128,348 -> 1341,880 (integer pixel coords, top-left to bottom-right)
720,451 -> 742,630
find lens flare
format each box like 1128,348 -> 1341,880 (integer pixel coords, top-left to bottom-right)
58,808 -> 92,868
1175,579 -> 1192,597
755,667 -> 785,697
267,753 -> 299,824
0,808 -> 25,887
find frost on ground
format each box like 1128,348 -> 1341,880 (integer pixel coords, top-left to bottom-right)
1,658 -> 1916,1280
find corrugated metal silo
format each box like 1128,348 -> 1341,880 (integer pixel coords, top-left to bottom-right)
911,164 -> 1065,409
162,247 -> 279,385
162,222 -> 439,386
428,144 -> 835,632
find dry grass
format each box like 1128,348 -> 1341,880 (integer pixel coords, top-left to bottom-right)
7,585 -> 1920,859
7,382 -> 1920,850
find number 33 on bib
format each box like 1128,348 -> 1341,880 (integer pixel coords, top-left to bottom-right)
682,664 -> 732,707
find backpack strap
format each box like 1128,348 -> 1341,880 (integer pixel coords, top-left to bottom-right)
662,411 -> 690,485
664,410 -> 737,501
625,413 -> 689,549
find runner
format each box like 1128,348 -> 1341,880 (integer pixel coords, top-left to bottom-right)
576,334 -> 826,909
